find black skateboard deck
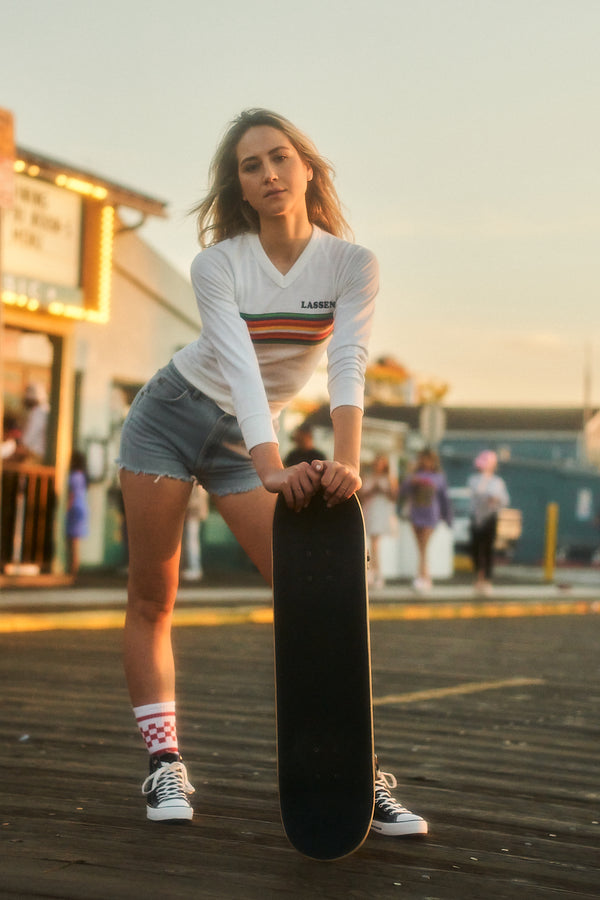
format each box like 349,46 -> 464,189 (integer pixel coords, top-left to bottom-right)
272,492 -> 374,860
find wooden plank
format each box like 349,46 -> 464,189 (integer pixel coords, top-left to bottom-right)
1,615 -> 599,898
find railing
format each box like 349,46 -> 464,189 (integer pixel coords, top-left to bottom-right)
1,461 -> 56,574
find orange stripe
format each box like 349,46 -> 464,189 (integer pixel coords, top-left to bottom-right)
244,315 -> 334,344
246,320 -> 331,331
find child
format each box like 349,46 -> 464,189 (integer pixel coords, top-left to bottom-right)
66,450 -> 89,576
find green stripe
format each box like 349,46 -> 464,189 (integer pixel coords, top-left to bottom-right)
240,312 -> 334,322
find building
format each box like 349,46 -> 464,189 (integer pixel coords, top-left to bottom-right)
437,407 -> 600,564
304,402 -> 600,565
1,145 -> 198,583
439,407 -> 593,468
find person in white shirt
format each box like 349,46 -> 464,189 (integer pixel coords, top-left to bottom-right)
21,383 -> 49,460
118,109 -> 426,837
468,450 -> 510,595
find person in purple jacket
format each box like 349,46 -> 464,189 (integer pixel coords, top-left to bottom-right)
65,450 -> 89,576
398,448 -> 452,592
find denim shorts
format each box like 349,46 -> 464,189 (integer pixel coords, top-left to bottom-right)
117,361 -> 262,496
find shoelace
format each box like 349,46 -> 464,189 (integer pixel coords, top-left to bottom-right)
142,760 -> 195,802
375,769 -> 410,815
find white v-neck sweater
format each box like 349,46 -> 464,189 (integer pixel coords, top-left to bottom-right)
173,227 -> 379,451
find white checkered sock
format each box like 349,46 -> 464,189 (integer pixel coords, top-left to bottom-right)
133,701 -> 179,757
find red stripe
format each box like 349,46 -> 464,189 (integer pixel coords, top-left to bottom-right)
136,710 -> 176,722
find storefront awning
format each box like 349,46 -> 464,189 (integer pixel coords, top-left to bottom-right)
15,146 -> 168,219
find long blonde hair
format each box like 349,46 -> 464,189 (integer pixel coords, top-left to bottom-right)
192,109 -> 352,247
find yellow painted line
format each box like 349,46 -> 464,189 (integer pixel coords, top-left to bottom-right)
172,606 -> 274,627
370,599 -> 600,621
0,606 -> 274,634
0,609 -> 126,633
1,597 -> 599,634
374,676 -> 545,706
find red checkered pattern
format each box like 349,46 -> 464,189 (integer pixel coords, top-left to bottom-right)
134,703 -> 178,755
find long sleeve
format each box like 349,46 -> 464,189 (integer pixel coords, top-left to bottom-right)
189,249 -> 277,450
327,247 -> 378,412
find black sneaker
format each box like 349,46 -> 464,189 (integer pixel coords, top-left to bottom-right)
371,765 -> 428,836
141,752 -> 195,822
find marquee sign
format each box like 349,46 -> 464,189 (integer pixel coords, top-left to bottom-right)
1,173 -> 83,310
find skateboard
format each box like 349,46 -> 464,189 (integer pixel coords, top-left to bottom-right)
272,491 -> 374,860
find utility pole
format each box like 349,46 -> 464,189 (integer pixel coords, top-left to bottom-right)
582,341 -> 593,465
583,342 -> 593,427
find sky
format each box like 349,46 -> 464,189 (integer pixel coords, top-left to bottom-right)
2,0 -> 599,407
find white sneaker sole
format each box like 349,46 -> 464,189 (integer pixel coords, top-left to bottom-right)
147,804 -> 193,822
371,817 -> 428,836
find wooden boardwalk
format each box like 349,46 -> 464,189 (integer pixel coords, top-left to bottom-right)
2,609 -> 599,899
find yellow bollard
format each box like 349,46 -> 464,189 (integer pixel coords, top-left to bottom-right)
543,502 -> 559,583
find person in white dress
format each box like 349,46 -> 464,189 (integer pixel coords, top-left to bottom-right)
360,454 -> 398,588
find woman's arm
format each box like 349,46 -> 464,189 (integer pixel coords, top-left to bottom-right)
190,250 -> 277,449
314,405 -> 363,507
314,246 -> 377,507
326,247 -> 378,414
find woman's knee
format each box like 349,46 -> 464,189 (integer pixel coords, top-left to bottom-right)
126,569 -> 179,623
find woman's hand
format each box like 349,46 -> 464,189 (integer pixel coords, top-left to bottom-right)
263,462 -> 323,511
312,459 -> 362,508
251,443 -> 324,511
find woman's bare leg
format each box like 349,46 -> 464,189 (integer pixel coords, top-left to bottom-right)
413,526 -> 434,580
368,534 -> 383,585
212,486 -> 277,585
68,537 -> 81,575
120,470 -> 192,707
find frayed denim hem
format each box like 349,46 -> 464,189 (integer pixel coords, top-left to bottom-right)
116,462 -> 194,485
209,482 -> 264,497
117,462 -> 262,496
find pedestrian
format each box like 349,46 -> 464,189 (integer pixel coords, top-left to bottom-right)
117,108 -> 426,837
283,421 -> 325,466
20,383 -> 49,461
65,450 -> 89,576
360,453 -> 398,588
468,450 -> 509,595
181,484 -> 209,581
398,448 -> 452,593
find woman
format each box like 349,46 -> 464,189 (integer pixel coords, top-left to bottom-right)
118,109 -> 426,837
360,454 -> 398,588
468,450 -> 509,595
398,448 -> 452,592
